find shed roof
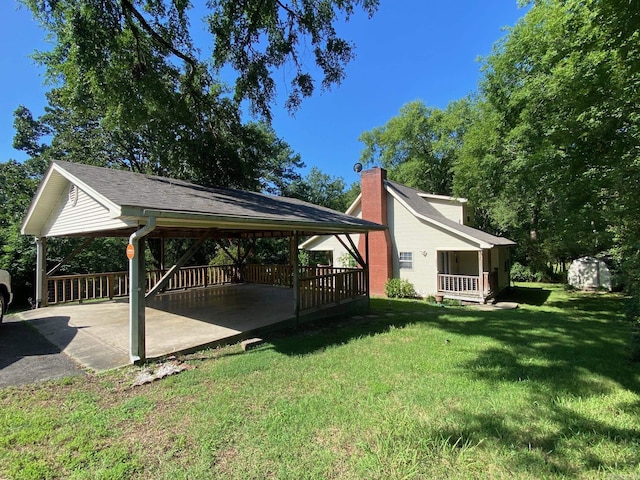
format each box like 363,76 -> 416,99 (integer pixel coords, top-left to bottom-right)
21,161 -> 385,238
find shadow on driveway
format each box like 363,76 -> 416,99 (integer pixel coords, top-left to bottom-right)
0,315 -> 86,388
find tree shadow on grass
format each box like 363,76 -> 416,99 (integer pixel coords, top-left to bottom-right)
265,285 -> 640,476
500,283 -> 552,306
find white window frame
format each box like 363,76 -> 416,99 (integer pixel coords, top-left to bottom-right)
399,252 -> 413,270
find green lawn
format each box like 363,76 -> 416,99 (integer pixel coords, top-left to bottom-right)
1,284 -> 639,479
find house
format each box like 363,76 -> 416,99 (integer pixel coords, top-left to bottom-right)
300,168 -> 515,303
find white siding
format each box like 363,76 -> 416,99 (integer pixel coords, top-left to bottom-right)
388,195 -> 478,297
301,234 -> 360,267
43,184 -> 134,237
423,197 -> 465,223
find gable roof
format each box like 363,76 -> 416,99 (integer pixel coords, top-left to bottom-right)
21,161 -> 386,238
300,179 -> 515,250
384,180 -> 515,248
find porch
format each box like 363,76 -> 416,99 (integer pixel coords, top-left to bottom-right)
437,272 -> 498,303
437,249 -> 502,303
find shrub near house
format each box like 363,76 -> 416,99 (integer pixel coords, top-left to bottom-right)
385,278 -> 416,298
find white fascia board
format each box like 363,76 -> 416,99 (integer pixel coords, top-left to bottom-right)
417,192 -> 468,203
20,165 -> 58,235
435,246 -> 481,252
118,207 -> 382,234
345,193 -> 362,216
386,188 -> 493,249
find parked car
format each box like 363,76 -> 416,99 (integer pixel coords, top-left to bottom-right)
0,269 -> 13,323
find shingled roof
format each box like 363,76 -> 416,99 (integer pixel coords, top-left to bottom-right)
385,180 -> 515,248
21,161 -> 385,238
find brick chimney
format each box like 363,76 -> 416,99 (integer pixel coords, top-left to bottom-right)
359,168 -> 393,296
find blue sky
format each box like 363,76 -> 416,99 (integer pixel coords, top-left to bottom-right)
0,1 -> 526,182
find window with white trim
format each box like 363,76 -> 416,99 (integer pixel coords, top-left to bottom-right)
399,252 -> 413,269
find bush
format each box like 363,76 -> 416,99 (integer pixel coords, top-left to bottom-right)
510,262 -> 542,282
385,278 -> 416,298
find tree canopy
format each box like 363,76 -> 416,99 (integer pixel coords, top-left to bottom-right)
358,99 -> 473,195
21,0 -> 379,122
358,0 -> 639,286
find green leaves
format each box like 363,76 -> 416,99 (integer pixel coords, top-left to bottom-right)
359,99 -> 473,195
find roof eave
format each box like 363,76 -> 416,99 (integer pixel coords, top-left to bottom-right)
118,207 -> 386,234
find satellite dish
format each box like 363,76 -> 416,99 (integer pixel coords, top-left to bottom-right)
353,162 -> 363,173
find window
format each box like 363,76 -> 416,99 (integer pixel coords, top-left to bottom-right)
399,252 -> 413,269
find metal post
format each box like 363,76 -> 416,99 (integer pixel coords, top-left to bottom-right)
129,218 -> 156,364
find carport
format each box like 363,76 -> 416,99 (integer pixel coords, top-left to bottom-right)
21,161 -> 385,364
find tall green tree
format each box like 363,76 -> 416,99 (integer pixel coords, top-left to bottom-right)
17,0 -> 377,188
283,167 -> 350,212
453,0 -> 639,275
358,99 -> 473,195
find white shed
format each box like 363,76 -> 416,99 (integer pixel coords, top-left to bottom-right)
567,257 -> 612,291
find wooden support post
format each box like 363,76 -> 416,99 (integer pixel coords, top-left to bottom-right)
160,237 -> 166,272
478,249 -> 485,301
365,232 -> 370,304
35,236 -> 47,308
291,232 -> 300,325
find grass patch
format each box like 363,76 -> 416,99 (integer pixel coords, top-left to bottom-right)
1,284 -> 639,479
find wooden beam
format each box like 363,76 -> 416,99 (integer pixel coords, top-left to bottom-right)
215,239 -> 239,264
334,234 -> 365,268
47,238 -> 95,276
146,230 -> 213,302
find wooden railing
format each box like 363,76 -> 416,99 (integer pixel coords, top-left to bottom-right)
46,264 -> 369,310
47,265 -> 238,305
438,273 -> 482,296
299,268 -> 367,312
243,264 -> 293,286
147,265 -> 237,292
47,271 -> 129,305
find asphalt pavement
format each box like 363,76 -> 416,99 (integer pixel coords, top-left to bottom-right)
0,314 -> 86,388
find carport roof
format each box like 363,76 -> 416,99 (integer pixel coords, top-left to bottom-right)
21,161 -> 385,238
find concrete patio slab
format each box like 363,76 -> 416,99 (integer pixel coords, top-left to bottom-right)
15,284 -> 295,372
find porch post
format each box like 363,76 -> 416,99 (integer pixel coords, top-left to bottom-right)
365,232 -> 370,297
35,236 -> 47,308
160,237 -> 166,272
478,249 -> 485,300
291,231 -> 300,324
129,218 -> 156,364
